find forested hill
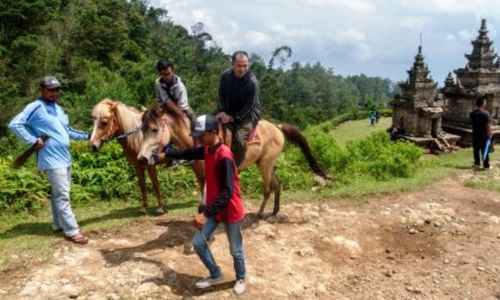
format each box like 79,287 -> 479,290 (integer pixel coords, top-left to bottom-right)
0,0 -> 393,137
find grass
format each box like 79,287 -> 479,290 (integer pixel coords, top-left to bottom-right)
330,117 -> 392,145
0,117 -> 478,271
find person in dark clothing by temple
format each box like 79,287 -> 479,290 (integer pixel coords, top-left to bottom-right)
217,50 -> 261,167
470,96 -> 493,170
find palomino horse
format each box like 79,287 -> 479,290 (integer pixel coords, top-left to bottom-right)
138,108 -> 328,217
89,99 -> 204,214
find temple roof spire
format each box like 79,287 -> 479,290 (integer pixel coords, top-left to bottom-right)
465,18 -> 497,69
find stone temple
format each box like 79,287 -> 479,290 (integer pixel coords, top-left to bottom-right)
441,19 -> 500,145
391,45 -> 460,151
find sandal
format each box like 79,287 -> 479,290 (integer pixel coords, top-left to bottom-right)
65,233 -> 89,245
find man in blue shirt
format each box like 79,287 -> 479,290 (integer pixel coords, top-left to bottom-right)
9,76 -> 90,244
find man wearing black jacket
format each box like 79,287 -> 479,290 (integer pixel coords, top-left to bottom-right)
217,51 -> 261,167
470,96 -> 492,169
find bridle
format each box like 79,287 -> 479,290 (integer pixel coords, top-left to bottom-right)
95,109 -> 141,146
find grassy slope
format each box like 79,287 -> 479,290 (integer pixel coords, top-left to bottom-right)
0,117 -> 477,271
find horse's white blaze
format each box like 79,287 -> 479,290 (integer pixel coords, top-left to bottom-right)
90,120 -> 98,142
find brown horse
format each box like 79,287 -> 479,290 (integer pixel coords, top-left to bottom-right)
137,107 -> 328,217
89,99 -> 204,214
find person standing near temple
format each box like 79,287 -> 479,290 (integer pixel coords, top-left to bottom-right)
470,96 -> 492,170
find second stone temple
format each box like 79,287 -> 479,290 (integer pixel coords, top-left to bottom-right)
390,44 -> 460,151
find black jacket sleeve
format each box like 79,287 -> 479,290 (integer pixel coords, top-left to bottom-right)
165,146 -> 204,160
203,157 -> 235,218
217,72 -> 228,113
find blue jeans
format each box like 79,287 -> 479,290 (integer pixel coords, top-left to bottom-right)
46,167 -> 79,237
192,218 -> 246,280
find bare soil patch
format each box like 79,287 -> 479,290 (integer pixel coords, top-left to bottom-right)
0,174 -> 499,299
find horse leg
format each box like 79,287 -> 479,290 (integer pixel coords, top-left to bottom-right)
271,170 -> 281,216
257,164 -> 273,218
147,165 -> 165,214
134,164 -> 148,214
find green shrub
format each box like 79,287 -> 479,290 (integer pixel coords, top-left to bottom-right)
0,126 -> 423,213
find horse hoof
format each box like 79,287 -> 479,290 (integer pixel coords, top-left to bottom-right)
138,207 -> 148,214
156,207 -> 166,215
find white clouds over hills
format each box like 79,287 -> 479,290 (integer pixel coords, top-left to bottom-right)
153,0 -> 500,83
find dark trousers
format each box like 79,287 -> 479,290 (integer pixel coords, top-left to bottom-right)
183,108 -> 196,130
228,119 -> 254,167
473,139 -> 490,168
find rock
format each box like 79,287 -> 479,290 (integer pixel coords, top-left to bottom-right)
321,237 -> 331,243
477,266 -> 485,272
106,293 -> 121,300
444,259 -> 450,264
61,284 -> 80,299
489,216 -> 500,224
409,228 -> 417,234
403,208 -> 414,214
434,221 -> 441,227
333,236 -> 361,254
405,286 -> 423,294
19,281 -> 40,297
251,223 -> 276,239
295,246 -> 315,257
303,210 -> 320,220
136,282 -> 159,296
319,204 -> 330,212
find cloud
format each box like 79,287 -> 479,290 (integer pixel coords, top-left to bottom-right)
246,31 -> 273,47
399,16 -> 430,30
152,0 -> 500,82
400,0 -> 500,17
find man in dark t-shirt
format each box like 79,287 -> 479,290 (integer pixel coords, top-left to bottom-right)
470,96 -> 492,169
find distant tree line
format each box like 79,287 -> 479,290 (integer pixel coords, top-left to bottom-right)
0,0 -> 394,140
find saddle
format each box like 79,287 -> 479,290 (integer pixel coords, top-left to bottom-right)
221,127 -> 261,145
247,128 -> 261,144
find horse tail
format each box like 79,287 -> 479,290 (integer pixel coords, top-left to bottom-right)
278,123 -> 329,179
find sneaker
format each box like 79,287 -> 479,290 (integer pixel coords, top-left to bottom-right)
166,158 -> 179,168
195,275 -> 225,289
179,159 -> 195,166
233,279 -> 246,295
484,166 -> 493,170
472,164 -> 480,170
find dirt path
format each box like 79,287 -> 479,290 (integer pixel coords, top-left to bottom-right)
1,173 -> 499,299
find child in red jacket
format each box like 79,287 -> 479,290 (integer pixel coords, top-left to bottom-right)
162,114 -> 246,294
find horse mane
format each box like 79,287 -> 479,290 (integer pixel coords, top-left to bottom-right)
160,102 -> 189,129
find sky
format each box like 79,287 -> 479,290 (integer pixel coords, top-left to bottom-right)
151,0 -> 500,84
